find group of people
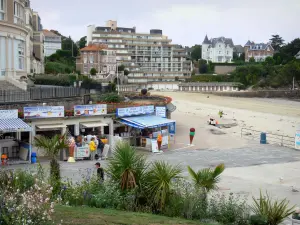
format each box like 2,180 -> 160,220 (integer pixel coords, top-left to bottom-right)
76,132 -> 105,160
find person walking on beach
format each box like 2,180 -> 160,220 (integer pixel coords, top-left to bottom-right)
89,137 -> 97,160
95,162 -> 104,181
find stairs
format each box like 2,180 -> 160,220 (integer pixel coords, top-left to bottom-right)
0,80 -> 30,103
0,81 -> 24,91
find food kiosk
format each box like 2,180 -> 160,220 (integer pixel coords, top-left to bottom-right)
0,110 -> 32,164
115,105 -> 176,153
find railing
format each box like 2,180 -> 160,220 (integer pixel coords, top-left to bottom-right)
241,127 -> 295,148
0,87 -> 88,103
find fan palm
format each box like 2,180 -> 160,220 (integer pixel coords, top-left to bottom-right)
145,161 -> 182,211
251,191 -> 295,225
187,163 -> 225,195
34,134 -> 68,182
107,141 -> 147,190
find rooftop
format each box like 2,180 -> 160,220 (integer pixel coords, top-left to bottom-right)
202,35 -> 234,48
42,29 -> 59,37
80,44 -> 108,52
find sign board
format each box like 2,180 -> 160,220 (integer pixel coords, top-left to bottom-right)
75,146 -> 90,158
155,106 -> 166,118
295,130 -> 300,150
0,110 -> 18,119
74,104 -> 107,116
168,122 -> 176,134
116,105 -> 154,117
24,106 -> 64,119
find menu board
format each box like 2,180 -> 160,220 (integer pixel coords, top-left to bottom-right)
155,106 -> 166,118
24,106 -> 64,119
74,104 -> 107,116
76,146 -> 90,158
0,110 -> 18,119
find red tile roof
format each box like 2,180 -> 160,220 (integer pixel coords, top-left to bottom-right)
80,44 -> 108,52
42,29 -> 59,37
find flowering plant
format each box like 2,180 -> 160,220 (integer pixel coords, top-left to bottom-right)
0,177 -> 55,225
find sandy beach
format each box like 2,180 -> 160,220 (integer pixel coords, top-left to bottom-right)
156,91 -> 300,139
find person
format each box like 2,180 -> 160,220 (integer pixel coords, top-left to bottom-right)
97,138 -> 105,159
157,133 -> 162,150
95,162 -> 104,181
89,137 -> 97,160
86,133 -> 93,143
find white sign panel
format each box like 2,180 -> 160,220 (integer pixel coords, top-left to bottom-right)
156,106 -> 166,118
0,110 -> 18,119
116,105 -> 154,117
74,104 -> 107,116
295,130 -> 300,150
76,146 -> 90,158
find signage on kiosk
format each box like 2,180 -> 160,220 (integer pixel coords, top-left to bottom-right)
0,110 -> 18,119
116,105 -> 154,117
155,106 -> 166,118
295,129 -> 300,150
24,106 -> 64,119
74,104 -> 107,116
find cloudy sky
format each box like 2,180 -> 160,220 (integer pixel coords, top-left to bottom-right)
30,0 -> 300,46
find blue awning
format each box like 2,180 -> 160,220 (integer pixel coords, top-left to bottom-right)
120,115 -> 175,129
0,119 -> 32,133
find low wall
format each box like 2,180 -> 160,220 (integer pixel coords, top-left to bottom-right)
212,90 -> 300,98
214,65 -> 236,74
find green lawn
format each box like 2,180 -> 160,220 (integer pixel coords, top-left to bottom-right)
53,205 -> 207,225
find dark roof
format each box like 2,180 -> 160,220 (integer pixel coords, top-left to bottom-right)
203,35 -> 210,44
245,41 -> 273,51
234,45 -> 244,53
203,36 -> 234,48
244,40 -> 254,46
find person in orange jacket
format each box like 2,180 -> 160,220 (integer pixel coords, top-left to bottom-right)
157,133 -> 162,150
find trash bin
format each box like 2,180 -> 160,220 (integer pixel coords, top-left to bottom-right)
260,132 -> 267,144
31,152 -> 37,164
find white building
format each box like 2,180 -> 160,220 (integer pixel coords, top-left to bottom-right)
201,35 -> 234,63
43,29 -> 61,57
295,51 -> 300,60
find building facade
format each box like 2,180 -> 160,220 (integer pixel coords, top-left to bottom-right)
86,20 -> 192,85
43,29 -> 61,57
202,35 -> 234,63
76,44 -> 117,76
0,0 -> 43,83
244,41 -> 274,62
178,82 -> 239,92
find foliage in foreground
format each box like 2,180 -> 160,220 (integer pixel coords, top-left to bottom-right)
251,191 -> 295,225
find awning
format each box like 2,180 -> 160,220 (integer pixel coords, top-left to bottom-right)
120,115 -> 175,129
0,118 -> 31,133
80,122 -> 108,128
37,124 -> 66,129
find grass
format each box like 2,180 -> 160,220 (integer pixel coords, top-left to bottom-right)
53,205 -> 207,225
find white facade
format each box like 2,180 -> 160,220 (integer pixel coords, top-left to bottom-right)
202,36 -> 234,63
43,30 -> 62,57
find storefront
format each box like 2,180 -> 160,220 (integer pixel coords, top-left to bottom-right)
0,110 -> 32,164
115,105 -> 176,153
25,104 -> 114,159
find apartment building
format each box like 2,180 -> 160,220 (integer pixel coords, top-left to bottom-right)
0,0 -> 43,82
43,29 -> 61,57
86,20 -> 192,85
202,35 -> 234,63
244,41 -> 274,62
76,44 -> 117,75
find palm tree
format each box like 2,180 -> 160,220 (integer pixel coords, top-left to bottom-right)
145,161 -> 182,211
34,134 -> 68,184
107,141 -> 147,190
187,163 -> 225,197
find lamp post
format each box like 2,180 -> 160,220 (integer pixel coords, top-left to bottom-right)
116,61 -> 120,95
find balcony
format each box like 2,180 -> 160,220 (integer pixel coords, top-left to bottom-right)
14,17 -> 25,26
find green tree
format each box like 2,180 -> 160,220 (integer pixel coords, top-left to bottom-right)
249,57 -> 255,63
190,45 -> 202,61
118,64 -> 125,71
107,141 -> 147,190
124,69 -> 130,76
145,161 -> 182,211
279,38 -> 300,63
77,36 -> 87,49
264,56 -> 275,66
34,134 -> 68,194
270,35 -> 285,52
90,68 -> 97,75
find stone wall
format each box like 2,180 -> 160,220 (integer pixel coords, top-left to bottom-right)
0,97 -> 84,110
214,65 -> 236,74
212,90 -> 300,99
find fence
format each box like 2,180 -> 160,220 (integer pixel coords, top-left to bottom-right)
0,87 -> 88,103
241,127 -> 295,148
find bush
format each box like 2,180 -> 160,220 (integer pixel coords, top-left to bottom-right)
90,68 -> 97,75
33,75 -> 74,86
45,62 -> 73,74
98,92 -> 123,103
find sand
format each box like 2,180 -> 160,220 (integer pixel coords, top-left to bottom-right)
156,91 -> 300,138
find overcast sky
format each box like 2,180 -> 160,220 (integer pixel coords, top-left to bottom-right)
30,0 -> 300,47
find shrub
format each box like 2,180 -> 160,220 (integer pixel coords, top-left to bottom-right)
33,75 -> 74,86
97,92 -> 123,103
90,68 -> 97,75
251,191 -> 295,225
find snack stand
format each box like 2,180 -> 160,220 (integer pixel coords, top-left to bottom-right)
116,105 -> 176,153
0,110 -> 32,164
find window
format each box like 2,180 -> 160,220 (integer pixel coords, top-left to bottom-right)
83,64 -> 88,74
219,51 -> 221,54
18,41 -> 25,70
89,55 -> 94,63
227,51 -> 228,55
14,1 -> 24,24
83,55 -> 87,63
0,0 -> 5,20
